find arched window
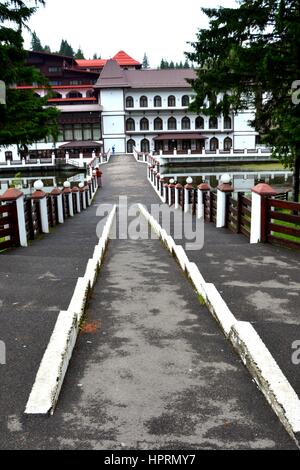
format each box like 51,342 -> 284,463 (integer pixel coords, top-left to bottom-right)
86,89 -> 95,98
182,95 -> 189,107
154,96 -> 162,107
154,117 -> 163,130
66,91 -> 83,99
126,96 -> 134,108
140,118 -> 149,131
210,137 -> 219,151
224,137 -> 233,151
168,95 -> 176,107
127,139 -> 136,153
126,118 -> 135,131
182,117 -> 191,130
141,139 -> 150,153
209,117 -> 218,129
168,117 -> 177,130
140,96 -> 148,108
224,116 -> 232,129
51,92 -> 62,99
195,116 -> 204,129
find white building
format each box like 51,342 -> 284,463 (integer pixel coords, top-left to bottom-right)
0,52 -> 258,163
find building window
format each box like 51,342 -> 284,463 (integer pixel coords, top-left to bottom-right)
92,123 -> 101,140
126,118 -> 135,131
83,124 -> 92,140
70,80 -> 82,86
48,66 -> 61,73
154,96 -> 162,107
86,90 -> 95,98
64,125 -> 73,141
127,139 -> 136,153
5,151 -> 13,161
224,137 -> 233,151
182,95 -> 189,107
49,81 -> 62,86
182,117 -> 191,130
195,116 -> 204,129
224,116 -> 232,129
140,96 -> 148,108
141,139 -> 150,153
52,92 -> 62,99
73,124 -> 83,141
210,137 -> 219,150
209,117 -> 218,129
168,117 -> 177,130
66,91 -> 83,99
140,118 -> 149,131
154,117 -> 163,130
126,96 -> 134,108
168,95 -> 176,107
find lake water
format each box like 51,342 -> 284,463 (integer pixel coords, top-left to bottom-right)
160,164 -> 293,193
0,170 -> 87,196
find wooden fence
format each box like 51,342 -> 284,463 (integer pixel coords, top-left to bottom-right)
0,202 -> 19,250
261,198 -> 300,251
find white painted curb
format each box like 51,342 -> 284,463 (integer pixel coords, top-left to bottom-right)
138,203 -> 300,446
230,322 -> 300,446
25,206 -> 117,415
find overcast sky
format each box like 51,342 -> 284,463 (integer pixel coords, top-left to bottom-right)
23,0 -> 237,67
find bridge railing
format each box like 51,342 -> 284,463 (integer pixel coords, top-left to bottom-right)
148,166 -> 300,251
0,174 -> 100,253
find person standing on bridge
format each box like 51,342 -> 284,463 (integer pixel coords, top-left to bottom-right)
95,167 -> 103,188
112,145 -> 115,155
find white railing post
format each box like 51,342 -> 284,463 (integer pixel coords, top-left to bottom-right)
184,178 -> 194,214
0,188 -> 28,247
63,182 -> 74,217
175,183 -> 182,210
51,188 -> 64,223
72,187 -> 81,213
197,183 -> 210,219
32,181 -> 49,234
250,183 -> 277,244
216,174 -> 233,228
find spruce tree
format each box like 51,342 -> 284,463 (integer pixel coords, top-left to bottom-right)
0,1 -> 59,153
31,31 -> 43,51
75,47 -> 85,60
187,0 -> 300,200
142,53 -> 149,69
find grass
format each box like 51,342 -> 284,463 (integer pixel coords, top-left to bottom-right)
272,208 -> 300,244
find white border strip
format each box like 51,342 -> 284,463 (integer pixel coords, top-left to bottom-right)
25,206 -> 117,415
138,203 -> 300,447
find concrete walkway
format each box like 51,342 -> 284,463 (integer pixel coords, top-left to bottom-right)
0,155 -> 298,449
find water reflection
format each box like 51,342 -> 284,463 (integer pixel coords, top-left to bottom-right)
160,165 -> 293,193
0,171 -> 87,196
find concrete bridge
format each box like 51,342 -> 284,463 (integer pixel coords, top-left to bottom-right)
0,155 -> 299,450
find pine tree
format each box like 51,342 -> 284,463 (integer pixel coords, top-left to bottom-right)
75,47 -> 85,59
31,31 -> 43,51
59,39 -> 74,57
187,0 -> 300,200
183,59 -> 190,69
142,53 -> 149,69
169,61 -> 175,69
0,1 -> 59,153
43,45 -> 51,53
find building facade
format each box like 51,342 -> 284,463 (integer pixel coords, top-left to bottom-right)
0,50 -> 257,163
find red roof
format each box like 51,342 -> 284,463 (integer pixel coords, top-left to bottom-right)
112,51 -> 141,66
76,59 -> 107,68
76,51 -> 141,68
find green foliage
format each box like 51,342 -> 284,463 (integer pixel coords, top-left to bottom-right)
59,39 -> 74,57
0,1 -> 59,152
186,0 -> 300,200
142,53 -> 149,69
75,47 -> 85,60
31,31 -> 43,51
